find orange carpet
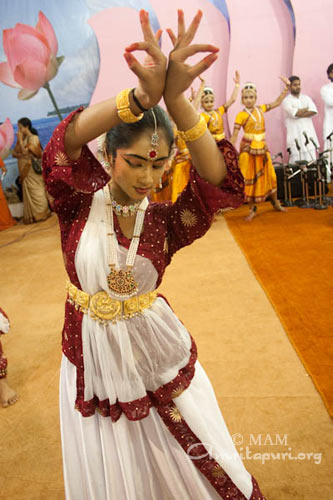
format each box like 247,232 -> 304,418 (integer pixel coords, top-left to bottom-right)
224,202 -> 333,417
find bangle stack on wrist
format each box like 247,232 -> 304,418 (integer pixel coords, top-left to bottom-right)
130,88 -> 149,112
116,88 -> 144,123
178,115 -> 207,143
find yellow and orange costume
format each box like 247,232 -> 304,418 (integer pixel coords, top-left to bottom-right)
201,106 -> 226,142
235,105 -> 277,203
171,131 -> 192,203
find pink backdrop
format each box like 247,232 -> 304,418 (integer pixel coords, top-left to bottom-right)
88,0 -> 333,158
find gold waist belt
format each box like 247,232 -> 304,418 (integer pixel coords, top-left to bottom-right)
244,132 -> 266,141
66,281 -> 157,324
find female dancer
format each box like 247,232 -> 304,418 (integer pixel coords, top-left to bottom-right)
171,78 -> 206,202
43,10 -> 265,499
12,118 -> 50,224
0,307 -> 17,407
230,81 -> 288,220
201,71 -> 240,141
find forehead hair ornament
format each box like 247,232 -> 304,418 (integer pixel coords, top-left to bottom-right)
242,82 -> 257,95
202,86 -> 214,97
148,109 -> 159,160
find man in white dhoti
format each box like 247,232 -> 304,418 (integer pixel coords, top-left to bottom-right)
282,76 -> 319,163
320,63 -> 333,182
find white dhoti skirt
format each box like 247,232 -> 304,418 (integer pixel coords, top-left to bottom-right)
60,356 -> 255,500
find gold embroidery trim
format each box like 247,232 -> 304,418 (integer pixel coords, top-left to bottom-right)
243,132 -> 266,141
180,209 -> 198,228
66,281 -> 157,324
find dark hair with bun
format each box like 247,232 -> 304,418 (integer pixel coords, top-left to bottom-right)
105,105 -> 174,158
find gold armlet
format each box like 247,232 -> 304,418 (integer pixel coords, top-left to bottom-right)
178,115 -> 207,143
116,88 -> 144,123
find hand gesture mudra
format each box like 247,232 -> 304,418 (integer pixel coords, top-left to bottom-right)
233,70 -> 240,85
164,10 -> 219,100
123,10 -> 167,109
280,76 -> 291,88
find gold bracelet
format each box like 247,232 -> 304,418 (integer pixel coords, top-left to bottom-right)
178,115 -> 207,143
235,83 -> 240,87
116,88 -> 144,123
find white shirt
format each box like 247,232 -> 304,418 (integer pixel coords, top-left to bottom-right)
320,82 -> 333,147
320,82 -> 333,181
282,93 -> 319,163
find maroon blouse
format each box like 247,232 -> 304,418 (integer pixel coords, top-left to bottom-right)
43,108 -> 244,418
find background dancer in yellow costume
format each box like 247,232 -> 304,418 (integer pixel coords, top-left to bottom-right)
171,78 -> 205,203
200,71 -> 240,142
230,80 -> 289,221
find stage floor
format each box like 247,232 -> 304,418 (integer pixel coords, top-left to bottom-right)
0,210 -> 332,499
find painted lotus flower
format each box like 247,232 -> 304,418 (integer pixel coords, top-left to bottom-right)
0,118 -> 14,160
0,11 -> 64,112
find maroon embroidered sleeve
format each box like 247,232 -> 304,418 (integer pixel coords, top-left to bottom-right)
166,139 -> 244,256
42,107 -> 110,214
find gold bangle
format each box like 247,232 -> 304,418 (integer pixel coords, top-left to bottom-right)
178,115 -> 207,143
116,88 -> 144,123
235,83 -> 240,87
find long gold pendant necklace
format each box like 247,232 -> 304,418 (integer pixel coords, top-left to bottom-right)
103,185 -> 148,298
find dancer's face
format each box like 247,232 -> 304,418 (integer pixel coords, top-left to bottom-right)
109,131 -> 170,204
201,94 -> 215,112
242,91 -> 257,109
290,79 -> 301,96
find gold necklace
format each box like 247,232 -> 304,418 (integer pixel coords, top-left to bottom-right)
104,185 -> 148,298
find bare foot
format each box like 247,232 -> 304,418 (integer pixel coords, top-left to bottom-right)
273,202 -> 287,212
244,208 -> 257,221
0,379 -> 18,407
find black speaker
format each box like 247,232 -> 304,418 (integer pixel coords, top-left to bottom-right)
274,164 -> 316,200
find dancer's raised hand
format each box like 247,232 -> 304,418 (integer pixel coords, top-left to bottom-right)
233,70 -> 240,85
124,10 -> 167,109
280,76 -> 291,88
164,10 -> 219,101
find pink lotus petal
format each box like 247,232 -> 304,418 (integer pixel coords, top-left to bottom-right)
0,131 -> 5,151
18,88 -> 39,100
2,119 -> 14,149
7,32 -> 50,71
45,54 -> 59,83
3,25 -> 49,71
14,59 -> 48,90
0,61 -> 21,88
0,118 -> 14,153
36,11 -> 58,56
